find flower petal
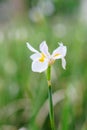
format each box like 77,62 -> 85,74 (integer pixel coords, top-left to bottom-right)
26,42 -> 38,53
32,59 -> 48,73
39,41 -> 50,57
61,58 -> 66,69
30,53 -> 41,61
52,43 -> 67,59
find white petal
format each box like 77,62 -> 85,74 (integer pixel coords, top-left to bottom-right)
62,58 -> 66,69
26,42 -> 38,53
52,43 -> 67,59
30,53 -> 41,61
39,41 -> 50,57
32,59 -> 48,73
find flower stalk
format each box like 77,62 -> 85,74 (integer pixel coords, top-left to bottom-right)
47,66 -> 55,130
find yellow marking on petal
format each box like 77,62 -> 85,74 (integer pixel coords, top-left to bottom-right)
39,53 -> 46,62
54,53 -> 60,57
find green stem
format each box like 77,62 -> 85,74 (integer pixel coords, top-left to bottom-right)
47,66 -> 55,130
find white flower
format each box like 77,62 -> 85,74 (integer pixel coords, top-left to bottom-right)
26,41 -> 67,73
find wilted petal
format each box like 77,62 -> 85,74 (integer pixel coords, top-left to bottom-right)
39,41 -> 50,56
30,53 -> 41,61
26,42 -> 38,53
61,58 -> 66,69
32,59 -> 48,73
52,43 -> 67,59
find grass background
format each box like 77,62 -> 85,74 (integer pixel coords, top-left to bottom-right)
0,0 -> 87,130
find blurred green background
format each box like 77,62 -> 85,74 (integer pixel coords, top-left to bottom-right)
0,0 -> 87,130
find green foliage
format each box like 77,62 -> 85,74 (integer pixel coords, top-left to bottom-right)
54,0 -> 80,15
0,9 -> 87,130
26,0 -> 80,15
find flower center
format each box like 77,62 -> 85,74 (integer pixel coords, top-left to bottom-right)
49,58 -> 55,65
39,53 -> 46,62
